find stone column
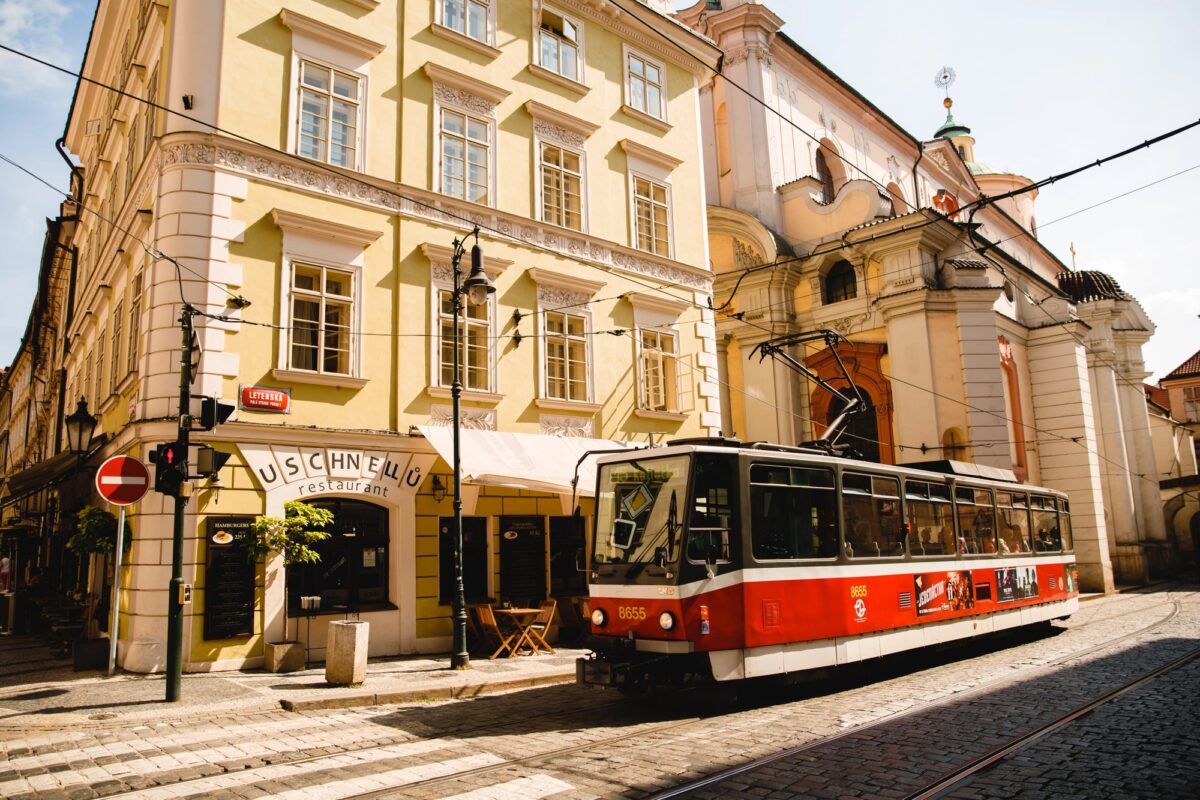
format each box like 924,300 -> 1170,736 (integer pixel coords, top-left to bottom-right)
1027,325 -> 1114,593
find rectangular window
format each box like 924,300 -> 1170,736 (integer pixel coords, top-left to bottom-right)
110,301 -> 124,393
1184,386 -> 1200,423
289,263 -> 353,375
626,51 -> 664,119
997,492 -> 1031,554
126,272 -> 142,375
143,68 -> 158,159
296,60 -> 360,169
440,109 -> 489,204
540,143 -> 582,230
442,0 -> 489,43
633,175 -> 670,256
841,473 -> 903,558
955,486 -> 997,555
95,328 -> 107,402
905,480 -> 954,556
539,8 -> 580,82
545,310 -> 587,401
287,500 -> 389,611
124,116 -> 138,200
750,464 -> 838,560
638,328 -> 678,412
439,289 -> 491,391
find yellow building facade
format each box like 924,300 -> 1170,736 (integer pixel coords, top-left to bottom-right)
35,0 -> 723,671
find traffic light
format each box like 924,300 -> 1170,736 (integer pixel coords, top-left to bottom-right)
149,442 -> 187,497
194,445 -> 232,480
197,396 -> 235,431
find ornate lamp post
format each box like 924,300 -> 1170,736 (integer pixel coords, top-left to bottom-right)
63,397 -> 98,460
449,227 -> 494,670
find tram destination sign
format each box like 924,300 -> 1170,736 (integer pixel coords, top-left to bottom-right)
239,384 -> 291,414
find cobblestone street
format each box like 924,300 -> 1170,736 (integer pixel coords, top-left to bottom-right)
1,587 -> 1197,799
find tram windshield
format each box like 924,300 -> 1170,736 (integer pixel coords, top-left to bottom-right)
594,455 -> 690,567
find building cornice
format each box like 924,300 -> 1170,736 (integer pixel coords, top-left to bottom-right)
278,9 -> 385,59
159,133 -> 713,291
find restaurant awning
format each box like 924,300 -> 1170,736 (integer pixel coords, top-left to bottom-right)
417,427 -> 640,497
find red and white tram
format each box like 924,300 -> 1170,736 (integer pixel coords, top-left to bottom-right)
576,439 -> 1079,693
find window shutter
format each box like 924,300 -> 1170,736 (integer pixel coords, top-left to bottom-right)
675,352 -> 695,413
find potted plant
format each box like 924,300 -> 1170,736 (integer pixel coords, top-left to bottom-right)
249,500 -> 332,672
65,506 -> 132,669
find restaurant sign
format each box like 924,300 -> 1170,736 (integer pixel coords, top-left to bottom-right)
238,443 -> 437,510
239,384 -> 291,414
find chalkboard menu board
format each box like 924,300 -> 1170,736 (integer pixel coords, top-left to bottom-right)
499,516 -> 546,605
204,516 -> 255,640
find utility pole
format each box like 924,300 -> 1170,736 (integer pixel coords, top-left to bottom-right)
165,305 -> 195,701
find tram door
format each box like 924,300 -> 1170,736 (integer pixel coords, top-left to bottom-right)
499,516 -> 547,606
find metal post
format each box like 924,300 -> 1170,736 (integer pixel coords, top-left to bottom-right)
166,307 -> 193,701
107,505 -> 126,676
450,239 -> 471,670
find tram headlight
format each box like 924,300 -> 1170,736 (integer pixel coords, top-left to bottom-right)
658,611 -> 676,631
591,607 -> 607,627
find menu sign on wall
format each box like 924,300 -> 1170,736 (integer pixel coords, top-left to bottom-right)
204,516 -> 256,640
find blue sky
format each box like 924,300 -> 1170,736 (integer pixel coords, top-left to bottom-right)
0,1 -> 1196,380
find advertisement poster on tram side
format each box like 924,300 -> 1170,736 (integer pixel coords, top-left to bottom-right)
914,571 -> 974,616
995,566 -> 1039,603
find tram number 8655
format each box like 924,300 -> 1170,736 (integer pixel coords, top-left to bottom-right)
618,606 -> 647,621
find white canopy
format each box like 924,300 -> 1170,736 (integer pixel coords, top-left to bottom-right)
417,426 -> 639,497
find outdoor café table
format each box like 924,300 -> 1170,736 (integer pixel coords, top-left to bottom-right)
495,607 -> 542,655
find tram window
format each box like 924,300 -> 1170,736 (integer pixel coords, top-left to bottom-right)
750,465 -> 838,560
1058,500 -> 1073,551
997,492 -> 1031,554
905,480 -> 954,556
686,454 -> 737,565
955,487 -> 997,555
841,472 -> 902,558
1031,495 -> 1059,553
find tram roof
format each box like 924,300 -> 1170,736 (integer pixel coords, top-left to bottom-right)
595,439 -> 1065,497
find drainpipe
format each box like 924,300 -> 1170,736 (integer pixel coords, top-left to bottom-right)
911,141 -> 925,210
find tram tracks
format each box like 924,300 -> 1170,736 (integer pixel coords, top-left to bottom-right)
43,589 -> 1196,800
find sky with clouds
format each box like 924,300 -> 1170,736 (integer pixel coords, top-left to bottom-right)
0,0 -> 1196,381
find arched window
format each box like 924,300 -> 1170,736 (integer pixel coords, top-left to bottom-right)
824,260 -> 857,304
942,428 -> 966,461
814,149 -> 835,203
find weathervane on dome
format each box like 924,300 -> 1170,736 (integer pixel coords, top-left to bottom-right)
934,65 -> 956,110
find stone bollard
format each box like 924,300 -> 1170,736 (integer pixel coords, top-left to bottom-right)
325,620 -> 369,685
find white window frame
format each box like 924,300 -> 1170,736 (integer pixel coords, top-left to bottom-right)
537,139 -> 586,231
293,57 -> 366,170
436,0 -> 494,47
109,300 -> 124,394
271,209 -> 380,387
436,286 -> 496,393
1184,385 -> 1200,423
628,293 -> 692,419
126,271 -> 142,376
637,326 -> 680,413
623,45 -> 667,123
286,261 -> 357,377
630,171 -> 672,257
438,106 -> 493,205
543,308 -> 590,403
281,10 -> 382,174
535,3 -> 584,85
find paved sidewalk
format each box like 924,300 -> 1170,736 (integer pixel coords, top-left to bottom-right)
0,635 -> 585,730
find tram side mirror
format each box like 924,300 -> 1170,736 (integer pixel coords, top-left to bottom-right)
612,519 -> 636,550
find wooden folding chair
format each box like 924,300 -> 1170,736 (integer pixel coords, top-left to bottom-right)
523,599 -> 557,655
476,604 -> 519,659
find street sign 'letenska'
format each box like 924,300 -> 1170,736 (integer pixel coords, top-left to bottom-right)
95,455 -> 151,506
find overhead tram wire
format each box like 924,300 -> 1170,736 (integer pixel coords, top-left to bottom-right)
0,45 -> 1180,483
0,41 -> 706,318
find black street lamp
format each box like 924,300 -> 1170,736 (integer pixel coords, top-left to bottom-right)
449,227 -> 494,670
63,397 -> 98,460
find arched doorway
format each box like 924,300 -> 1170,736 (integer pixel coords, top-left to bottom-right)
288,498 -> 390,613
827,386 -> 880,462
805,342 -> 895,464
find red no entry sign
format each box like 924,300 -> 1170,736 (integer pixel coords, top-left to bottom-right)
95,455 -> 151,506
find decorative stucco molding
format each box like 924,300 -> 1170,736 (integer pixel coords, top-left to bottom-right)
430,404 -> 496,430
540,414 -> 594,438
160,140 -> 712,291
